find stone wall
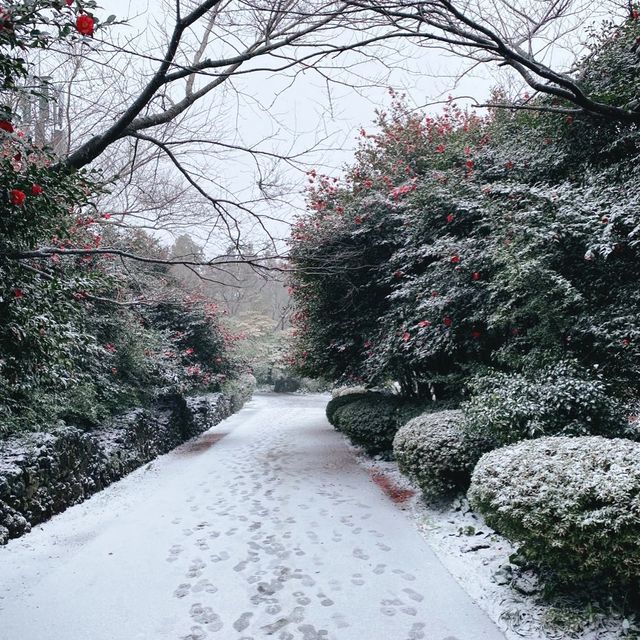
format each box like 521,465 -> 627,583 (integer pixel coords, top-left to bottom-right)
0,392 -> 239,545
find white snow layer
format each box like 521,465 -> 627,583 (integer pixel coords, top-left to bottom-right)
0,393 -> 505,640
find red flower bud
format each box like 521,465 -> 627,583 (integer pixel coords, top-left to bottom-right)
402,331 -> 411,342
13,288 -> 24,298
472,271 -> 481,281
0,120 -> 14,133
31,184 -> 43,196
10,189 -> 26,206
450,255 -> 460,264
443,316 -> 453,327
76,14 -> 95,36
446,214 -> 454,223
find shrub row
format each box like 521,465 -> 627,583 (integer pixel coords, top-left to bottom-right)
328,384 -> 640,593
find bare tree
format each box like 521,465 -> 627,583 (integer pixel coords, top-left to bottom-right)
349,0 -> 635,121
7,0 -> 633,280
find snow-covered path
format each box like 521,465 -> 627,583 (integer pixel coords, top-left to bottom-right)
0,393 -> 504,640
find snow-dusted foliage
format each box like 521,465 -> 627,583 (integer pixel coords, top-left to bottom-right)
221,373 -> 257,412
469,436 -> 640,587
331,393 -> 423,455
331,385 -> 368,399
289,21 -> 640,405
462,362 -> 629,446
393,410 -> 490,500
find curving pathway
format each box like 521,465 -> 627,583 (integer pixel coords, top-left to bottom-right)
0,393 -> 505,640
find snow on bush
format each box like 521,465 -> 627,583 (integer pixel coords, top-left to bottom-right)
222,373 -> 256,412
462,362 -> 628,447
394,410 -> 490,500
468,436 -> 640,587
331,385 -> 367,399
331,394 -> 422,455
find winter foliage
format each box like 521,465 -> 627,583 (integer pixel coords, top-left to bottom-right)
393,410 -> 490,500
469,436 -> 640,589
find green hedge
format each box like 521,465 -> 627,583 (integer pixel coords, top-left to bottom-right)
469,436 -> 640,589
331,393 -> 423,455
394,410 -> 491,500
325,389 -> 371,425
462,362 -> 629,447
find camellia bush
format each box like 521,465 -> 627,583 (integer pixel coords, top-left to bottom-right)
469,436 -> 640,591
289,16 -> 640,419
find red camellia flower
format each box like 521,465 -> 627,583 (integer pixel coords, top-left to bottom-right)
31,184 -> 43,196
185,347 -> 195,355
472,271 -> 481,281
393,270 -> 403,278
622,338 -> 631,347
465,159 -> 475,169
565,115 -> 574,125
76,14 -> 95,36
443,316 -> 453,327
402,331 -> 411,342
13,288 -> 24,298
102,212 -> 111,219
504,160 -> 514,170
354,215 -> 363,224
450,255 -> 460,264
0,120 -> 14,133
435,144 -> 445,153
10,189 -> 26,205
66,0 -> 74,5
418,320 -> 431,328
446,213 -> 454,223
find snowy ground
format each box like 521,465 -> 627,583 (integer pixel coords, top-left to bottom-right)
353,446 -> 637,640
0,393 -> 505,640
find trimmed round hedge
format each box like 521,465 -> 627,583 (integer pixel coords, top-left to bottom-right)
394,410 -> 490,500
326,390 -> 373,425
331,393 -> 422,455
468,436 -> 640,588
